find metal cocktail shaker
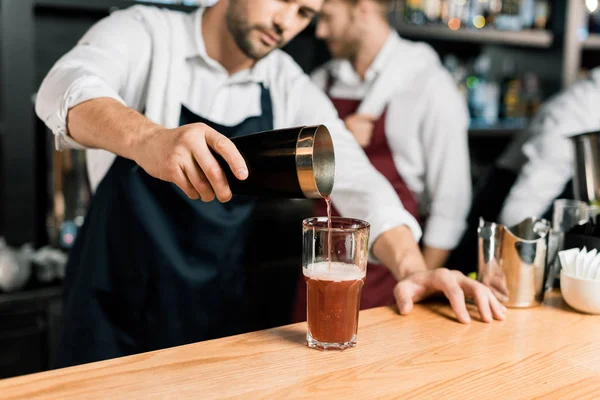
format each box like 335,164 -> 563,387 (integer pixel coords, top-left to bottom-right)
571,130 -> 600,205
215,125 -> 335,199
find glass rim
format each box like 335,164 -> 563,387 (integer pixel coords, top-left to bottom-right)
303,216 -> 370,232
554,199 -> 588,209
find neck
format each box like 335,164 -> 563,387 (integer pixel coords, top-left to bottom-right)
352,19 -> 391,80
202,1 -> 255,75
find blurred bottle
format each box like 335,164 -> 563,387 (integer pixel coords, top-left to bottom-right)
446,0 -> 471,29
486,0 -> 503,26
520,0 -> 535,29
534,0 -> 550,30
498,60 -> 524,122
468,55 -> 499,127
439,0 -> 450,23
469,0 -> 489,29
499,59 -> 516,120
58,151 -> 90,250
586,0 -> 600,34
424,0 -> 442,23
404,0 -> 427,24
496,0 -> 523,31
443,54 -> 469,102
522,72 -> 542,118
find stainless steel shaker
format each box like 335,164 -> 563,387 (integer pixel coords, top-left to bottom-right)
478,217 -> 551,308
570,130 -> 600,205
214,125 -> 335,199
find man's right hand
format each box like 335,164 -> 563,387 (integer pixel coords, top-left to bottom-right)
344,113 -> 377,148
133,123 -> 248,202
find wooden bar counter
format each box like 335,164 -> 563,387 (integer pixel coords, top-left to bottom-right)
1,291 -> 599,399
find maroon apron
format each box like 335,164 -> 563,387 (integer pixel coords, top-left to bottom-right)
292,75 -> 420,322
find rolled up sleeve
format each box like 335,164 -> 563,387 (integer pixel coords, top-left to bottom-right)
35,7 -> 150,150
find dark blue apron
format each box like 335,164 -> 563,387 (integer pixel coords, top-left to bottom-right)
54,84 -> 273,368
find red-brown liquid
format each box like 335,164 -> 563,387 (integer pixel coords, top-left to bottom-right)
305,274 -> 365,344
325,196 -> 332,272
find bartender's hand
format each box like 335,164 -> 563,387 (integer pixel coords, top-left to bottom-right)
373,226 -> 507,324
344,114 -> 376,148
134,123 -> 248,202
394,269 -> 507,324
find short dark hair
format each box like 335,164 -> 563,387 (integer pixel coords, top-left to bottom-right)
336,0 -> 395,14
341,0 -> 394,8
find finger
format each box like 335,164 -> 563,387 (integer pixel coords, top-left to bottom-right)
469,283 -> 493,323
461,276 -> 507,322
204,128 -> 248,181
173,166 -> 200,200
434,270 -> 470,323
183,160 -> 216,202
488,291 -> 507,321
190,139 -> 233,203
489,286 -> 509,304
393,278 -> 431,315
393,281 -> 415,315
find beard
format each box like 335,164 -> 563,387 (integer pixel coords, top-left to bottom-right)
327,11 -> 360,61
226,2 -> 284,60
328,37 -> 360,61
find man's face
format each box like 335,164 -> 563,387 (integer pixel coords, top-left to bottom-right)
227,0 -> 322,60
315,0 -> 361,60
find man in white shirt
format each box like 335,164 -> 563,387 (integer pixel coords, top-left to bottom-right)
37,0 -> 504,367
293,0 -> 473,320
499,68 -> 600,226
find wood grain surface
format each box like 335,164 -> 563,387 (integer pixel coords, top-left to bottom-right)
1,291 -> 599,399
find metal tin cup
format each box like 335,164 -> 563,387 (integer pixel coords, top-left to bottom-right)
477,217 -> 551,308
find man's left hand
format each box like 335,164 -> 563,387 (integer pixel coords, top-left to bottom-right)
393,269 -> 507,324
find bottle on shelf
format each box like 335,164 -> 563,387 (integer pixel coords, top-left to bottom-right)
495,0 -> 523,31
519,0 -> 536,29
467,55 -> 500,127
442,54 -> 541,130
443,54 -> 469,103
499,59 -> 518,121
404,0 -> 427,25
468,0 -> 489,29
522,72 -> 542,119
424,0 -> 443,23
585,0 -> 600,35
399,0 -> 549,31
534,0 -> 550,30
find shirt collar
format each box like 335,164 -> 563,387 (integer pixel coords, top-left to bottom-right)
330,29 -> 400,85
186,7 -> 268,85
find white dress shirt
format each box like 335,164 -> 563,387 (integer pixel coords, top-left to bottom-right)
35,5 -> 423,250
499,67 -> 600,227
312,32 -> 471,250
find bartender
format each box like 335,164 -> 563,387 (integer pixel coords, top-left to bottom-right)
36,0 -> 505,368
293,0 -> 473,317
499,68 -> 600,226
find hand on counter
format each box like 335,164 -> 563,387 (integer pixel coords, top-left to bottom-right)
372,225 -> 507,324
394,269 -> 507,324
344,113 -> 376,148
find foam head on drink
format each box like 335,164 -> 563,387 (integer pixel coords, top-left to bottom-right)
304,261 -> 366,346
